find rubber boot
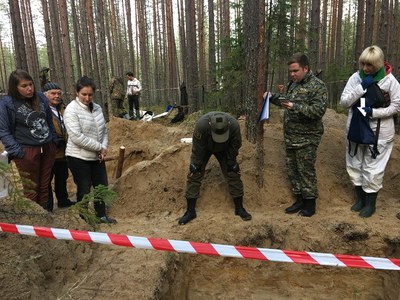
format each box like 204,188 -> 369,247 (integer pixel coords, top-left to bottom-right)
178,198 -> 197,225
135,109 -> 140,120
359,192 -> 377,218
285,194 -> 304,214
233,197 -> 252,221
351,186 -> 365,212
298,198 -> 316,217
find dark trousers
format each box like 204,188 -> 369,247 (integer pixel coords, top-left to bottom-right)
47,159 -> 69,211
67,156 -> 108,217
128,94 -> 140,118
14,142 -> 56,208
185,151 -> 243,199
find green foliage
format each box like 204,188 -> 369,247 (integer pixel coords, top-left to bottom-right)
324,63 -> 354,82
69,184 -> 117,226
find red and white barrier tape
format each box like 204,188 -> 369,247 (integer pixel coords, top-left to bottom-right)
1,222 -> 399,270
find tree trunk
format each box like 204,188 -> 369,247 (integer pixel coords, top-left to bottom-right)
320,0 -> 328,73
71,0 -> 82,79
166,0 -> 179,104
197,0 -> 206,99
309,0 -> 321,70
178,0 -> 187,87
378,0 -> 389,54
9,0 -> 28,70
95,0 -> 110,115
104,0 -> 115,76
59,0 -> 75,102
355,0 -> 365,70
243,0 -> 265,187
208,0 -> 216,91
335,0 -> 343,66
125,0 -> 135,73
86,0 -> 101,91
41,0 -> 55,83
79,0 -> 92,76
365,0 -> 375,47
49,0 -> 65,86
328,0 -> 337,65
221,0 -> 231,63
185,0 -> 199,112
137,0 -> 150,106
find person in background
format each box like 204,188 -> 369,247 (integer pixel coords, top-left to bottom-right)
43,82 -> 75,211
108,77 -> 126,118
267,52 -> 327,217
171,106 -> 185,123
340,45 -> 400,218
178,111 -> 252,225
126,71 -> 142,120
64,76 -> 116,224
0,69 -> 57,208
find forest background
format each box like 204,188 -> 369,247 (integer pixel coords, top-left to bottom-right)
0,0 -> 399,137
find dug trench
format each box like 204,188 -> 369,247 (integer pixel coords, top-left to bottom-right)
0,108 -> 400,299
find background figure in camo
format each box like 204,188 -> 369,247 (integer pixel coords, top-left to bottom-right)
178,111 -> 252,225
108,77 -> 126,118
268,52 -> 327,217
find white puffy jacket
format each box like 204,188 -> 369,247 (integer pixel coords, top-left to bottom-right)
340,68 -> 400,142
64,98 -> 108,161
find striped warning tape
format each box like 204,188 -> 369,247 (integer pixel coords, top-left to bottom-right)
0,222 -> 399,270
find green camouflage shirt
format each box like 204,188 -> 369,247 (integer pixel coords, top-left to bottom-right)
281,72 -> 327,148
109,77 -> 125,100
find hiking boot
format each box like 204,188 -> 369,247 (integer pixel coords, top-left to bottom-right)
58,199 -> 76,208
99,215 -> 117,224
298,198 -> 316,217
233,197 -> 252,221
178,198 -> 197,225
285,194 -> 304,214
178,210 -> 197,225
235,207 -> 252,221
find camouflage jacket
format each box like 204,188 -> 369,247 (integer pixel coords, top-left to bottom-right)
191,112 -> 241,167
274,72 -> 327,148
109,77 -> 125,100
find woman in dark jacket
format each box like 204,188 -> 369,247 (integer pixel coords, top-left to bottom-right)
0,70 -> 57,208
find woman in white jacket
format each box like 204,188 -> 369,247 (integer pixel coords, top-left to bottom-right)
64,76 -> 116,224
340,45 -> 400,218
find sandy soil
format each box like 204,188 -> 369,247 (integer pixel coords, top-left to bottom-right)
0,107 -> 400,299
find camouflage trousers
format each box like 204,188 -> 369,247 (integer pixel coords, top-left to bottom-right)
108,98 -> 125,117
185,151 -> 243,199
285,144 -> 319,199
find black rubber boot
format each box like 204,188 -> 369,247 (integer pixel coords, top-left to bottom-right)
351,186 -> 365,212
178,198 -> 197,225
359,192 -> 377,218
135,109 -> 141,120
298,198 -> 316,217
285,194 -> 304,214
233,197 -> 252,221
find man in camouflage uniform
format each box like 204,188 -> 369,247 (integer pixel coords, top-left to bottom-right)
178,111 -> 252,225
269,52 -> 327,217
108,77 -> 126,118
